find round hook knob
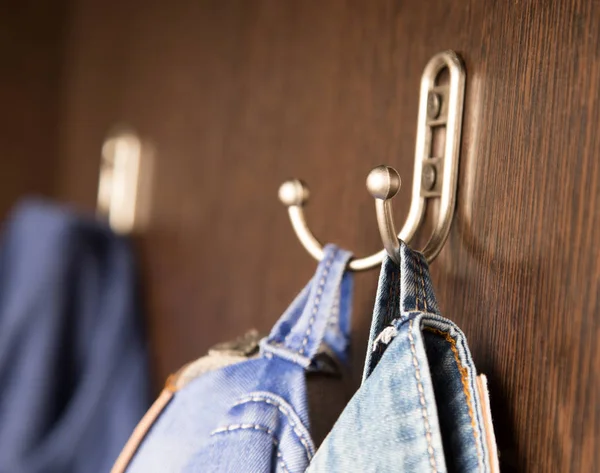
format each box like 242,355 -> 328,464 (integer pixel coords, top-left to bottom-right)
277,166 -> 403,270
366,165 -> 401,200
278,179 -> 310,207
367,165 -> 402,263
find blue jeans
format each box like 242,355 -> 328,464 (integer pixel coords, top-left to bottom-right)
306,242 -> 499,472
121,245 -> 354,473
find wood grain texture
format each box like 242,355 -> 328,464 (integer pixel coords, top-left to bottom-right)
56,1 -> 600,471
0,0 -> 68,216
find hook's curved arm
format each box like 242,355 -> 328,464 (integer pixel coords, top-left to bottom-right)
277,179 -> 384,270
278,170 -> 403,271
278,50 -> 465,270
278,165 -> 409,270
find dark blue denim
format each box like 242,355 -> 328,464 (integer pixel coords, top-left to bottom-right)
0,200 -> 150,473
307,242 -> 499,472
124,245 -> 354,473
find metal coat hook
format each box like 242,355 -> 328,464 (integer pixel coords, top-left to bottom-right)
97,128 -> 154,234
278,50 -> 466,270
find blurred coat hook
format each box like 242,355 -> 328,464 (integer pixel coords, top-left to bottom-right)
97,127 -> 155,234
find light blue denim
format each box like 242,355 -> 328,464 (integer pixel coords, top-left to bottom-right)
306,242 -> 496,473
126,244 -> 353,473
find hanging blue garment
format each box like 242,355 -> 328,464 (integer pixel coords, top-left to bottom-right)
306,242 -> 500,473
116,244 -> 354,473
0,199 -> 151,473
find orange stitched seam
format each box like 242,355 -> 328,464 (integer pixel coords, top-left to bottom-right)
424,327 -> 482,463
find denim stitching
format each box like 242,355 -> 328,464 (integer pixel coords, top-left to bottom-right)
412,257 -> 422,311
408,319 -> 438,472
233,395 -> 314,459
393,268 -> 400,320
276,451 -> 291,473
326,291 -> 341,331
210,424 -> 292,472
417,257 -> 429,312
384,271 -> 395,326
370,271 -> 397,362
211,423 -> 272,436
299,253 -> 334,355
424,327 -> 483,469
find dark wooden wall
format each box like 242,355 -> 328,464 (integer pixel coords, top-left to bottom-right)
11,0 -> 599,471
0,0 -> 69,216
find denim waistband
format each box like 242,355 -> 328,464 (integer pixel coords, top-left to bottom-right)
363,243 -> 440,381
306,242 -> 499,473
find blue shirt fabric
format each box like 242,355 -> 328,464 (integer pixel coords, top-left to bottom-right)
125,244 -> 354,473
0,200 -> 150,473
